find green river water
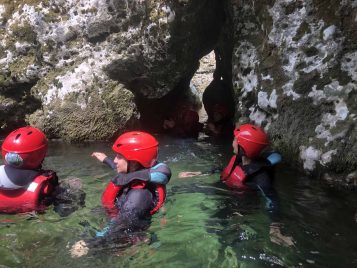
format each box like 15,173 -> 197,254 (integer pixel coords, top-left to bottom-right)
0,135 -> 356,267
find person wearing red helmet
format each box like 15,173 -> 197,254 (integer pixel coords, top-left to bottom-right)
71,131 -> 171,257
162,102 -> 203,138
0,126 -> 58,213
202,79 -> 235,137
179,124 -> 294,247
0,126 -> 85,216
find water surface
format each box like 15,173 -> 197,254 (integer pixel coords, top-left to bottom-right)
0,135 -> 356,267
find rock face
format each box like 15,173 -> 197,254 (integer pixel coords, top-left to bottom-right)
0,0 -> 224,139
227,0 -> 356,186
0,0 -> 356,186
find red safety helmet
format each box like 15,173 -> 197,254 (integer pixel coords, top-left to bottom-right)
1,126 -> 48,169
233,124 -> 268,158
112,131 -> 158,168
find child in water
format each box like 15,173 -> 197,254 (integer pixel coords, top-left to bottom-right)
0,126 -> 85,216
70,131 -> 171,257
179,124 -> 294,247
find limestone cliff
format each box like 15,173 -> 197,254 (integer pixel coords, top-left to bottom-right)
0,0 -> 356,186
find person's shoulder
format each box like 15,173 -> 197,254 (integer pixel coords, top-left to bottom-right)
152,162 -> 168,167
152,162 -> 170,170
261,151 -> 282,166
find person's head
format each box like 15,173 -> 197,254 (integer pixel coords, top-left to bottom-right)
233,124 -> 268,159
112,131 -> 158,173
1,126 -> 48,169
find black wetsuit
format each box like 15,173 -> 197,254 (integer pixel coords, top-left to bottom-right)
94,158 -> 171,238
80,159 -> 171,253
200,152 -> 280,222
231,154 -> 280,222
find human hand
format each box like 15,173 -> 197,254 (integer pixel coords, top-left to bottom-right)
178,171 -> 202,178
269,224 -> 295,247
91,152 -> 107,162
70,240 -> 89,258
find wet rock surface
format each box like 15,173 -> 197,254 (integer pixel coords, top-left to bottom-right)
0,0 -> 356,186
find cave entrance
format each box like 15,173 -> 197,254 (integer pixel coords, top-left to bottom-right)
190,50 -> 216,125
190,49 -> 235,138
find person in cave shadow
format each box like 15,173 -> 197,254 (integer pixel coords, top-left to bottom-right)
162,100 -> 203,139
70,131 -> 171,257
0,126 -> 85,216
202,78 -> 235,138
178,123 -> 294,247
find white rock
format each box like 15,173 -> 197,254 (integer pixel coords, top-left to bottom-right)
323,25 -> 336,41
300,146 -> 322,171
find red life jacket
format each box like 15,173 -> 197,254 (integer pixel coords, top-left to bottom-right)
220,155 -> 249,190
0,171 -> 58,213
102,180 -> 166,219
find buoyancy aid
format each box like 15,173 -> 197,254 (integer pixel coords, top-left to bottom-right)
220,155 -> 249,189
220,153 -> 280,190
102,180 -> 166,219
0,171 -> 58,213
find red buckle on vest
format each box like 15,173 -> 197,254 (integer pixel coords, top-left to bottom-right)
130,181 -> 146,189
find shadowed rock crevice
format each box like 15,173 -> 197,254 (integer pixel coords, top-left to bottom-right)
104,0 -> 226,130
0,82 -> 41,136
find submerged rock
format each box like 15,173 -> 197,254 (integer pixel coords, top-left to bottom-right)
53,177 -> 86,217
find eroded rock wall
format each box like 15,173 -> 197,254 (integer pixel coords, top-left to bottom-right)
229,0 -> 356,185
0,0 -> 224,140
1,0 -> 356,186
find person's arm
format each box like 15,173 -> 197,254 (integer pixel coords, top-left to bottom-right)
178,171 -> 203,178
252,169 -> 294,247
178,167 -> 222,178
253,172 -> 280,223
91,152 -> 117,169
103,157 -> 116,170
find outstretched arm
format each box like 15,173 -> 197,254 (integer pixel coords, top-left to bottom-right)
178,171 -> 203,178
91,152 -> 117,170
178,167 -> 222,178
92,152 -> 171,185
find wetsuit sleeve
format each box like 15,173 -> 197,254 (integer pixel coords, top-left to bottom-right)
251,172 -> 280,222
111,163 -> 171,186
103,157 -> 117,170
242,158 -> 280,223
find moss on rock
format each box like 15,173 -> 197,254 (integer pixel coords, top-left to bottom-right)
268,97 -> 325,164
9,22 -> 37,44
28,83 -> 139,141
